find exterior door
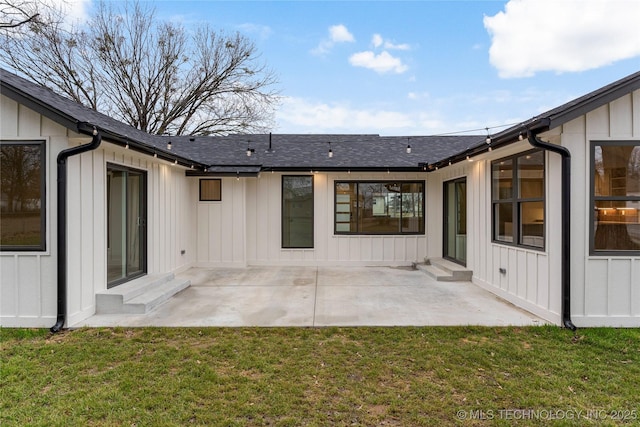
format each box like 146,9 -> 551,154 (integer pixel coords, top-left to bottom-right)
107,164 -> 147,287
444,178 -> 467,265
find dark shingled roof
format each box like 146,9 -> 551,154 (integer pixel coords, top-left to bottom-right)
170,133 -> 482,172
3,67 -> 640,173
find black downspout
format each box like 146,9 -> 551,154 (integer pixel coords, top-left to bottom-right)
527,127 -> 577,331
50,127 -> 102,333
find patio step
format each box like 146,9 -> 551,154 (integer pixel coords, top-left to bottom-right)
96,273 -> 190,314
414,258 -> 473,282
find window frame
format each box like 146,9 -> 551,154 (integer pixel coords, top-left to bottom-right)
491,149 -> 546,251
281,175 -> 314,249
333,180 -> 425,235
0,140 -> 47,252
199,179 -> 222,202
590,140 -> 640,256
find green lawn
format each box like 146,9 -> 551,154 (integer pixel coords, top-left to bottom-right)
2,326 -> 639,426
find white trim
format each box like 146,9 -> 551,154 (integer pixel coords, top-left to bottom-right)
1,316 -> 56,328
572,316 -> 640,328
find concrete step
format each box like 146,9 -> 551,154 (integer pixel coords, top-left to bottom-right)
414,258 -> 473,282
123,277 -> 191,314
96,273 -> 190,314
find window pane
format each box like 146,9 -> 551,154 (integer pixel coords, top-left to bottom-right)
359,182 -> 400,233
594,145 -> 640,197
519,151 -> 544,198
335,182 -> 357,232
200,179 -> 221,201
1,143 -> 45,250
401,182 -> 424,233
520,201 -> 544,247
282,176 -> 313,248
494,202 -> 513,243
593,200 -> 640,251
492,159 -> 513,200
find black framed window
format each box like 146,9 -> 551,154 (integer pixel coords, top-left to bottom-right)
591,141 -> 640,254
335,181 -> 424,235
200,179 -> 221,201
282,175 -> 314,248
491,149 -> 545,249
1,141 -> 46,251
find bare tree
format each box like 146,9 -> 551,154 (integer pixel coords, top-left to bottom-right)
0,0 -> 40,29
1,1 -> 279,135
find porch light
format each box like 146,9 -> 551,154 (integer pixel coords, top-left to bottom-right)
153,152 -> 157,158
518,132 -> 524,141
406,137 -> 411,154
125,142 -> 129,149
467,155 -> 473,162
174,159 -> 178,165
328,142 -> 333,158
485,127 -> 491,144
246,140 -> 254,157
167,141 -> 172,150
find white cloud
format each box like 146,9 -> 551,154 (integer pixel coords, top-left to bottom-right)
329,24 -> 355,43
312,24 -> 355,55
484,0 -> 640,78
46,0 -> 92,25
275,97 -> 417,134
237,23 -> 273,40
349,51 -> 408,74
372,34 -> 384,48
371,33 -> 410,50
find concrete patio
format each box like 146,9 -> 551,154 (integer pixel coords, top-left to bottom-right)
75,266 -> 545,327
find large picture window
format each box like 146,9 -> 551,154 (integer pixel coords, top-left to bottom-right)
335,181 -> 424,234
591,141 -> 640,254
282,176 -> 314,248
1,141 -> 46,251
492,150 -> 545,249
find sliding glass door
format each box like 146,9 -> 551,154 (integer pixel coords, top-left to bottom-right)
444,178 -> 467,265
107,164 -> 147,287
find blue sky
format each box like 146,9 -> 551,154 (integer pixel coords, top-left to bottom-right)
70,1 -> 640,136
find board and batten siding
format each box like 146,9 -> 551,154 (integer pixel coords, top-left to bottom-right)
1,96 -> 61,327
1,95 -> 197,327
65,145 -> 197,326
427,143 -> 563,325
196,172 -> 429,266
563,90 -> 640,327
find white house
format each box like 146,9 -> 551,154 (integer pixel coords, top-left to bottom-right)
1,68 -> 639,329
